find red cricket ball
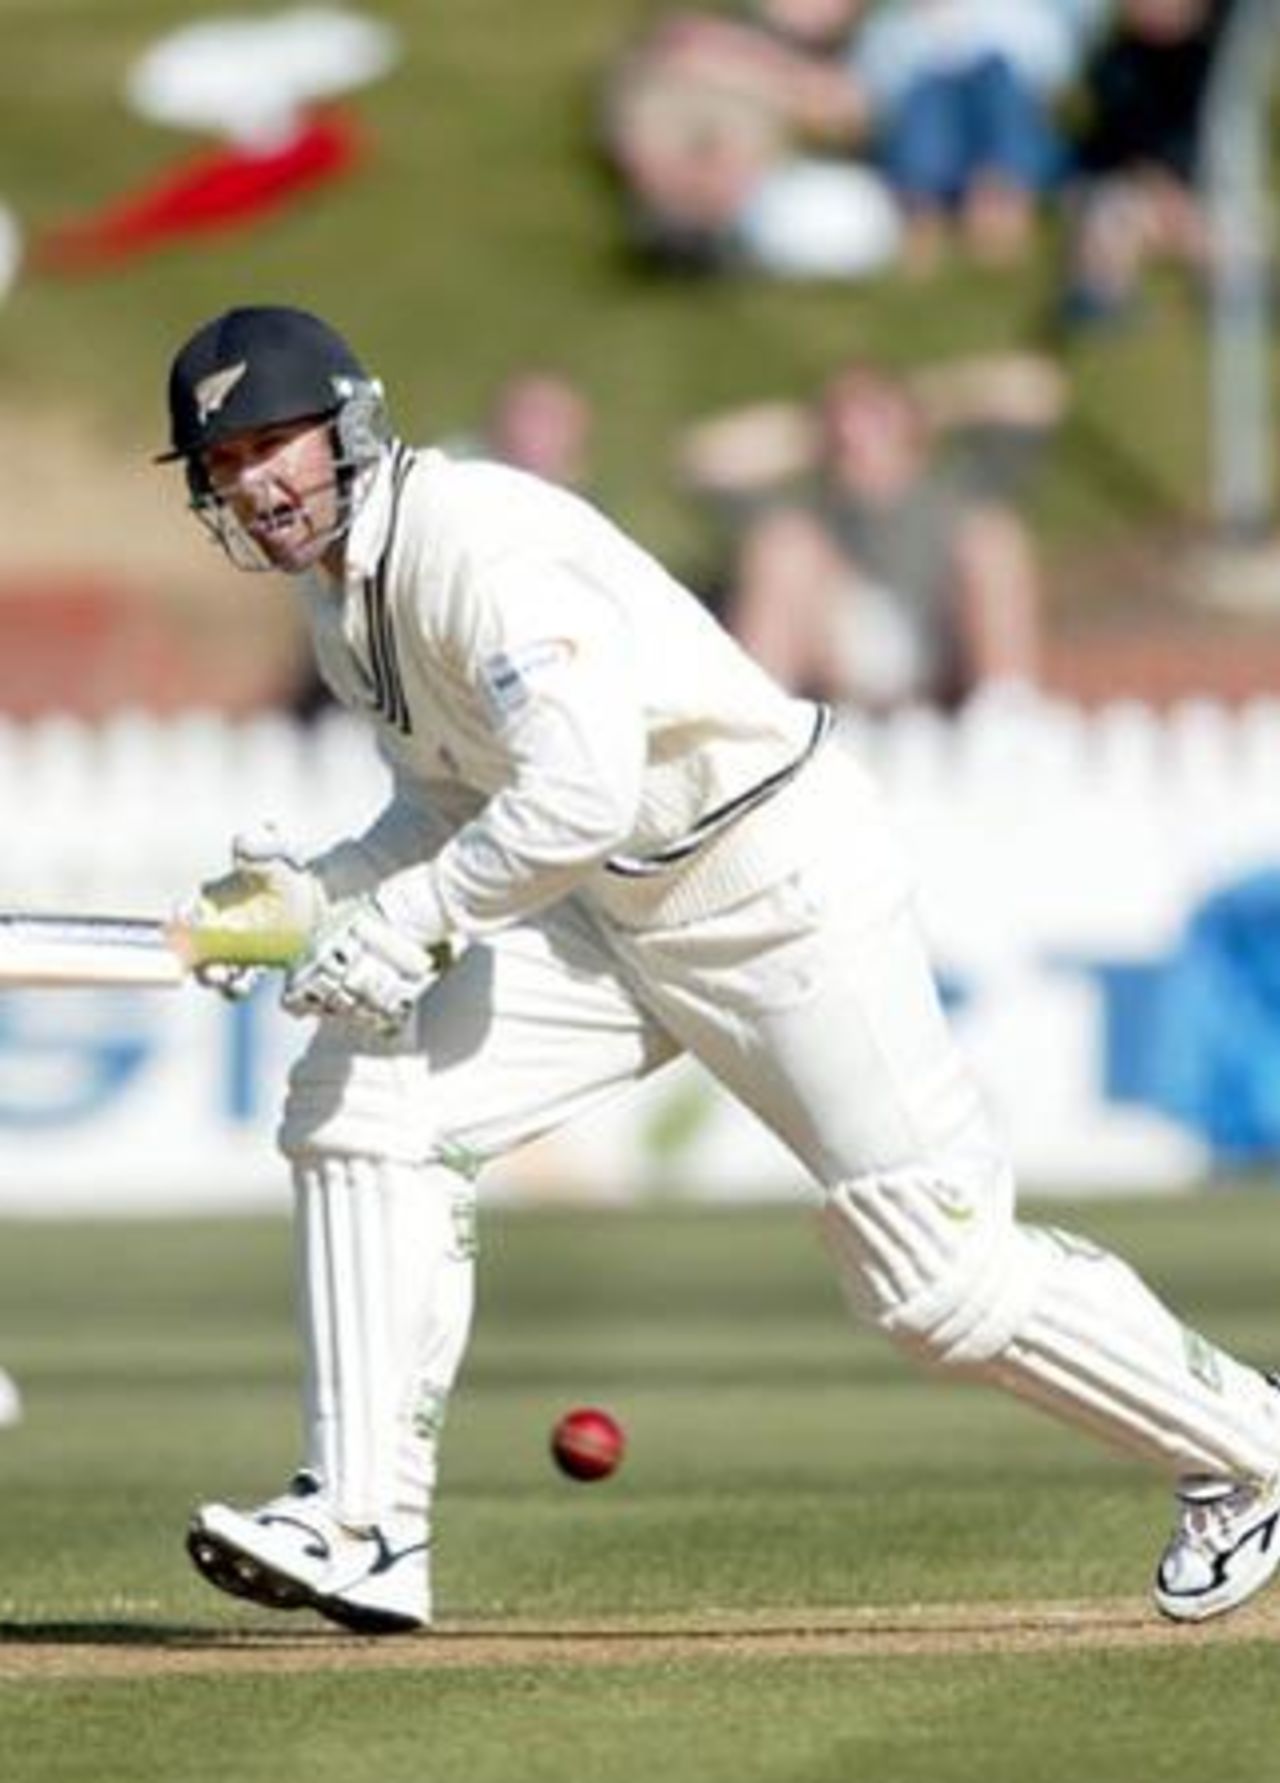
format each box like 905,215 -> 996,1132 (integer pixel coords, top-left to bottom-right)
550,1405 -> 626,1482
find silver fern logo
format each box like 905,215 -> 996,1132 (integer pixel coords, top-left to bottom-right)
194,361 -> 248,425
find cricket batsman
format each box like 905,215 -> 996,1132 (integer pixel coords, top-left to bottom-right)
162,304 -> 1280,1634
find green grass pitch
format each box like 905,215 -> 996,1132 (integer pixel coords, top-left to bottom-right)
2,1189 -> 1280,1782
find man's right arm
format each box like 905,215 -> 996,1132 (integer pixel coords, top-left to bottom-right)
309,782 -> 448,903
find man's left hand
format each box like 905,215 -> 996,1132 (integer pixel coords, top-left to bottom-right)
283,898 -> 450,1037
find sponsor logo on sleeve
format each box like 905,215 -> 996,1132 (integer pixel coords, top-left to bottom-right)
479,640 -> 575,718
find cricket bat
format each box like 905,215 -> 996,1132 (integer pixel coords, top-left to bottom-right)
0,911 -> 307,989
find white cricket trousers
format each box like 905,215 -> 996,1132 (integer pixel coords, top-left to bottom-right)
282,745 -> 1280,1508
282,743 -> 983,1178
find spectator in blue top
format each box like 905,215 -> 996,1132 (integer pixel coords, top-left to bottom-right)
849,0 -> 1084,272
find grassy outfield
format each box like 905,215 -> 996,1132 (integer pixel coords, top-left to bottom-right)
0,0 -> 1234,573
2,1190 -> 1280,1780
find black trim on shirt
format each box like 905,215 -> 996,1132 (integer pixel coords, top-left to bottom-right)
361,445 -> 415,735
605,703 -> 832,878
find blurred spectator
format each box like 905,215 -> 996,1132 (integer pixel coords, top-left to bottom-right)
1058,0 -> 1236,329
477,370 -> 595,490
1047,0 -> 1115,41
601,0 -> 901,278
711,359 -> 1050,709
444,369 -> 596,491
848,0 -> 1085,273
681,344 -> 1066,514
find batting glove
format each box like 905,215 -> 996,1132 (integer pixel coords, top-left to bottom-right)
282,896 -> 452,1037
183,823 -> 326,1000
193,958 -> 262,1003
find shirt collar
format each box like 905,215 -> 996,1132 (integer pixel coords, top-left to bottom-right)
341,441 -> 403,585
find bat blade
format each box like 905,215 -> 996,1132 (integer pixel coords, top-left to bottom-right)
0,914 -> 185,988
0,912 -> 307,989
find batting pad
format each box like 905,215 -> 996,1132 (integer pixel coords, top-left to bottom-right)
821,1169 -> 1280,1483
293,1154 -> 476,1529
989,1228 -> 1280,1483
819,1160 -> 1045,1366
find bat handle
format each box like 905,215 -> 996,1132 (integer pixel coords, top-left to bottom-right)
167,917 -> 309,972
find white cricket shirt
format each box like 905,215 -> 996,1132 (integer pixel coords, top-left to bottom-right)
298,444 -> 839,942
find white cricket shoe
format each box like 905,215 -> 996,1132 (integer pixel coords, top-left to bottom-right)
186,1470 -> 430,1634
1154,1472 -> 1280,1622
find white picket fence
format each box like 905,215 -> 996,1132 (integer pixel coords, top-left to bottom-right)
6,692 -> 1280,927
2,693 -> 1280,1212
847,693 -> 1280,958
0,706 -> 388,915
